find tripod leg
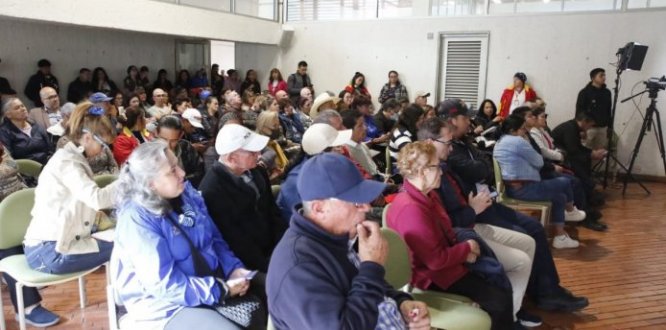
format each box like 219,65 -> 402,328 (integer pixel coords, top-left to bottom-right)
652,109 -> 666,176
623,106 -> 653,195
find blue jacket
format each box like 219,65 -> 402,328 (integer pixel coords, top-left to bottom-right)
279,113 -> 304,143
275,158 -> 306,221
267,208 -> 411,330
454,228 -> 511,290
493,135 -> 543,182
112,182 -> 244,322
0,118 -> 53,164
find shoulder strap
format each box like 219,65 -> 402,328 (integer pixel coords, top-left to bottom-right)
164,213 -> 224,278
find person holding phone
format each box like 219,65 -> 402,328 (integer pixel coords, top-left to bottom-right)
112,141 -> 264,329
267,153 -> 430,330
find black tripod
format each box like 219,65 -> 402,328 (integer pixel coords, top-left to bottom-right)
599,67 -> 649,194
621,87 -> 666,195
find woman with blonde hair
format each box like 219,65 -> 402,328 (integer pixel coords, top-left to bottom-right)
256,111 -> 288,182
24,102 -> 117,276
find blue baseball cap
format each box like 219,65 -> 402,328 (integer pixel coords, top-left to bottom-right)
89,92 -> 112,103
199,90 -> 212,100
297,153 -> 386,204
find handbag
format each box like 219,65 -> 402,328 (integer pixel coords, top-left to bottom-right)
164,209 -> 261,328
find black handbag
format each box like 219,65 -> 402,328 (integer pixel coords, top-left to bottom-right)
164,208 -> 261,328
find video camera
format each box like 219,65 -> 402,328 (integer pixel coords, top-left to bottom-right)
645,76 -> 666,91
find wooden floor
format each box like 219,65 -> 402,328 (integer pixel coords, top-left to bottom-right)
2,182 -> 666,329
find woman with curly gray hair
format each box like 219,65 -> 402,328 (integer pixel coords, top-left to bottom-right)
112,141 -> 265,329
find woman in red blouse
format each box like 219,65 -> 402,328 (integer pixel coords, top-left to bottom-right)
387,141 -> 513,330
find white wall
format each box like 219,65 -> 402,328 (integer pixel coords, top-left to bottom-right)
0,0 -> 282,45
235,43 -> 281,91
0,18 -> 175,105
280,10 -> 666,176
211,41 -> 236,74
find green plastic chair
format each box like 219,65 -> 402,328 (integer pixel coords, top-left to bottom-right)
94,174 -> 117,188
15,159 -> 43,179
492,157 -> 551,227
0,189 -> 102,330
381,228 -> 492,330
271,185 -> 281,199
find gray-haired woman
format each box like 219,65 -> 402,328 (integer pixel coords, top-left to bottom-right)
112,141 -> 265,329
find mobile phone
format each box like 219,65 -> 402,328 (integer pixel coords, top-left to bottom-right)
488,191 -> 498,199
244,270 -> 258,281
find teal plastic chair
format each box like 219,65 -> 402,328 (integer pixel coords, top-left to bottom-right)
492,157 -> 551,226
381,228 -> 492,330
0,189 -> 103,330
15,159 -> 42,179
94,174 -> 117,188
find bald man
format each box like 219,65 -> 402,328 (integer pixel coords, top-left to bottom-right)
29,86 -> 62,130
275,90 -> 288,100
147,88 -> 171,119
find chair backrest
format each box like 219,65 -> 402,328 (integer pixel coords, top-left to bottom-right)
15,159 -> 43,178
491,158 -> 506,203
271,185 -> 281,198
384,146 -> 392,178
381,204 -> 390,228
381,227 -> 412,289
94,174 -> 118,188
0,188 -> 35,249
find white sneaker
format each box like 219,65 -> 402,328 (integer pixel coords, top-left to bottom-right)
553,234 -> 580,249
565,207 -> 586,222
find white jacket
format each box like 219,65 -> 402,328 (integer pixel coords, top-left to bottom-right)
530,127 -> 564,162
24,142 -> 117,254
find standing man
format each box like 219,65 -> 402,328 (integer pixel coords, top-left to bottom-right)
287,61 -> 313,107
24,59 -> 59,107
576,68 -> 612,150
29,87 -> 62,131
267,153 -> 430,330
66,68 -> 93,104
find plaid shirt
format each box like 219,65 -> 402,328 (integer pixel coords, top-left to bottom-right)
379,83 -> 409,104
347,240 -> 406,330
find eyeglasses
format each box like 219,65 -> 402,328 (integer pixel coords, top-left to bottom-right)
434,139 -> 453,146
155,94 -> 167,98
82,129 -> 110,150
44,95 -> 58,100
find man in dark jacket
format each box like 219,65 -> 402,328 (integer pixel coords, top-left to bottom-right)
418,117 -> 589,314
576,67 -> 612,149
24,59 -> 59,107
199,123 -> 287,273
287,61 -> 313,106
66,68 -> 93,103
267,153 -> 430,330
156,115 -> 204,187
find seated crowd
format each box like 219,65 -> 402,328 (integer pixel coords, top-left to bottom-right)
0,60 -> 616,329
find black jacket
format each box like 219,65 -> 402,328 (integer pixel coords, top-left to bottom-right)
176,139 -> 204,188
448,138 -> 494,188
24,71 -> 59,107
67,78 -> 93,103
551,119 -> 592,175
199,162 -> 287,272
576,82 -> 612,127
0,119 -> 53,164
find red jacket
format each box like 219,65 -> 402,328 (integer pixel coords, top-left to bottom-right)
498,84 -> 537,118
112,127 -> 152,165
267,80 -> 288,96
344,85 -> 370,98
386,180 -> 471,290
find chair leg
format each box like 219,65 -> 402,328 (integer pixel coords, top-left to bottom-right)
16,283 -> 25,330
78,276 -> 87,308
0,273 -> 6,330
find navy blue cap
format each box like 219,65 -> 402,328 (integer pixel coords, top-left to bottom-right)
297,153 -> 386,204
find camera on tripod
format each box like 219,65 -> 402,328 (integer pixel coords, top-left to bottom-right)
645,76 -> 666,91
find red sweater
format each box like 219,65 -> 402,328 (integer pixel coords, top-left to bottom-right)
386,180 -> 470,290
267,80 -> 288,96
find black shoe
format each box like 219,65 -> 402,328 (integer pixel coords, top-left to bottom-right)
581,218 -> 607,231
536,289 -> 589,312
517,309 -> 542,327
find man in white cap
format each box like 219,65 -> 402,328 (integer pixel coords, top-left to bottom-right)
181,108 -> 210,154
415,91 -> 430,109
276,123 -> 353,220
199,124 -> 287,275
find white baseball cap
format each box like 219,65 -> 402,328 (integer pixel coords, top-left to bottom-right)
301,123 -> 352,156
215,123 -> 269,155
182,108 -> 204,129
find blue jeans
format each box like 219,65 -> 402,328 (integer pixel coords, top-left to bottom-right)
506,176 -> 573,225
24,240 -> 113,274
477,203 -> 561,298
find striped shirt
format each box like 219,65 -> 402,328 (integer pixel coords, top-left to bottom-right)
388,128 -> 413,161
